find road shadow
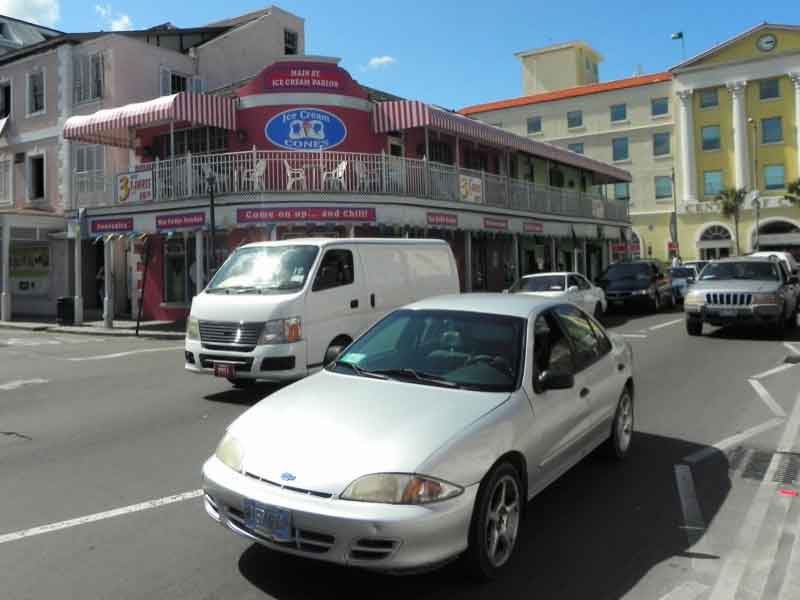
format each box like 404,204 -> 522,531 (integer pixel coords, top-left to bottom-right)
705,317 -> 800,343
601,304 -> 683,329
236,432 -> 729,600
203,382 -> 286,406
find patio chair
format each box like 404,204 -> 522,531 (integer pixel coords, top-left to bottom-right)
284,159 -> 307,191
242,158 -> 267,191
354,160 -> 380,192
322,160 -> 348,191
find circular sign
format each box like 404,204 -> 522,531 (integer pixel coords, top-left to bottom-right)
756,34 -> 777,52
265,107 -> 348,151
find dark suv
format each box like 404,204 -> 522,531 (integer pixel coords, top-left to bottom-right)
596,260 -> 673,312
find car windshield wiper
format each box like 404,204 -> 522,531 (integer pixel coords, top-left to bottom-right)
371,368 -> 460,388
332,360 -> 388,380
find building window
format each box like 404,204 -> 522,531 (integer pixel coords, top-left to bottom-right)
154,126 -> 229,159
655,176 -> 673,199
614,182 -> 630,201
567,142 -> 584,154
699,88 -> 718,109
27,154 -> 45,200
764,165 -> 785,190
567,110 -> 583,128
74,144 -> 105,193
759,78 -> 780,100
610,103 -> 627,122
651,97 -> 669,116
653,132 -> 671,156
761,117 -> 783,144
701,125 -> 721,151
0,159 -> 10,205
612,137 -> 629,162
429,139 -> 453,164
28,70 -> 45,114
0,81 -> 10,118
704,170 -> 723,196
526,116 -> 542,134
74,53 -> 104,104
160,68 -> 190,96
284,29 -> 298,55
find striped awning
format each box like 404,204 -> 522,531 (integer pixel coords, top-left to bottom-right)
372,100 -> 631,184
64,92 -> 237,148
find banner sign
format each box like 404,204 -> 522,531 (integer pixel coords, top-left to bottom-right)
238,207 -> 376,223
612,243 -> 641,253
92,218 -> 134,233
484,217 -> 509,230
156,212 -> 206,230
265,107 -> 347,151
523,221 -> 544,234
10,245 -> 50,296
427,212 -> 458,227
117,168 -> 153,203
459,174 -> 482,203
265,65 -> 349,93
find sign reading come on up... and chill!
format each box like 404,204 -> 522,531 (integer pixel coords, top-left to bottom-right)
265,107 -> 347,151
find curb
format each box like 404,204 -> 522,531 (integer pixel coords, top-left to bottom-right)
0,323 -> 184,340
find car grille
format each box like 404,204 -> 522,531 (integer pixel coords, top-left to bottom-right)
199,321 -> 263,352
224,505 -> 335,554
706,293 -> 753,306
349,538 -> 401,561
244,471 -> 333,499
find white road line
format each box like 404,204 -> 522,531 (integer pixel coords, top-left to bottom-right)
657,581 -> 709,600
785,342 -> 800,355
66,346 -> 184,361
0,378 -> 50,391
749,378 -> 788,417
777,481 -> 800,599
674,465 -> 716,575
649,318 -> 683,331
0,489 -> 203,545
684,418 -> 785,465
752,363 -> 796,380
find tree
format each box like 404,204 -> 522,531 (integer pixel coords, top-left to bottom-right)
716,188 -> 747,255
787,178 -> 800,205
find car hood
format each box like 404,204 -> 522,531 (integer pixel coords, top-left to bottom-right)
690,280 -> 780,293
190,290 -> 302,322
229,371 -> 511,495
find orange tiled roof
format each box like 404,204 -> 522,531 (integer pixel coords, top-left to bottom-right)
459,72 -> 672,115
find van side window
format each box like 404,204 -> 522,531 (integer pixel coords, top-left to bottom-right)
312,249 -> 354,291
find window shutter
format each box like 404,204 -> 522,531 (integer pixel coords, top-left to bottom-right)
92,53 -> 104,99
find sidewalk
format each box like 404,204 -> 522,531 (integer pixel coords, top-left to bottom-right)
0,317 -> 186,340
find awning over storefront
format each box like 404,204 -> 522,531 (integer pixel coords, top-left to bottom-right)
372,100 -> 631,184
63,92 -> 238,148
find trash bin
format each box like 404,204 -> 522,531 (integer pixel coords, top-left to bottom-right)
57,296 -> 74,326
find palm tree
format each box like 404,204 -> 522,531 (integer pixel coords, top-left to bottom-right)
716,187 -> 747,255
787,178 -> 800,205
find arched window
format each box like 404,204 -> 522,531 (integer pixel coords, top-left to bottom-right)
759,220 -> 800,235
700,225 -> 732,241
698,225 -> 733,260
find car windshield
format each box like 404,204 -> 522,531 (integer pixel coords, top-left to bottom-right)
669,267 -> 694,279
206,245 -> 319,293
330,309 -> 526,392
601,263 -> 652,281
699,261 -> 779,281
509,275 -> 565,292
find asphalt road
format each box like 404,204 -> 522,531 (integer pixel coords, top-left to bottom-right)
1,311 -> 799,600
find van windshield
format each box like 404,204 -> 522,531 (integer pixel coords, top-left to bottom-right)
206,245 -> 319,293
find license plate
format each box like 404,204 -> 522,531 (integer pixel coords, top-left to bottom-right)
214,363 -> 236,378
611,300 -> 624,305
243,499 -> 292,541
718,309 -> 737,317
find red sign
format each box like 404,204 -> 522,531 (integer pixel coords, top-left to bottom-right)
265,65 -> 348,93
612,243 -> 641,253
483,217 -> 509,231
91,218 -> 133,233
237,207 -> 376,223
668,241 -> 679,252
156,212 -> 205,230
427,212 -> 458,227
523,221 -> 544,234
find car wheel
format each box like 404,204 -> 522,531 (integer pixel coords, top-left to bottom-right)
601,387 -> 634,459
686,317 -> 703,336
651,291 -> 661,313
227,378 -> 255,388
464,463 -> 523,581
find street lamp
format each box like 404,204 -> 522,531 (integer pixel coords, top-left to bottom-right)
748,117 -> 760,251
670,166 -> 679,259
206,173 -> 217,272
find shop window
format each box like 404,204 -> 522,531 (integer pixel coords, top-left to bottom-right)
284,29 -> 298,55
164,237 -> 197,304
27,155 -> 45,200
651,97 -> 669,116
703,170 -> 723,196
313,249 -> 354,291
761,117 -> 782,144
701,125 -> 721,151
610,103 -> 627,122
567,110 -> 583,129
759,78 -> 780,100
27,70 -> 45,115
612,137 -> 629,162
653,132 -> 670,156
699,88 -> 718,109
527,116 -> 542,134
764,165 -> 785,190
0,81 -> 10,118
655,176 -> 672,200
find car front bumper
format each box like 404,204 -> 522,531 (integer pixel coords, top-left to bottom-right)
605,291 -> 653,308
685,303 -> 782,325
202,456 -> 478,571
184,339 -> 308,382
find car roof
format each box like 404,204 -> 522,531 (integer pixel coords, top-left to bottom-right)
713,256 -> 776,263
522,272 -> 572,278
238,238 -> 448,250
406,293 -> 561,319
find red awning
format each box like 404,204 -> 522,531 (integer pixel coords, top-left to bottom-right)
63,92 -> 237,148
372,100 -> 631,183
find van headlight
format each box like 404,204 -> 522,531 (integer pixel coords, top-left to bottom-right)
186,317 -> 200,340
340,473 -> 463,505
258,317 -> 302,345
215,432 -> 245,473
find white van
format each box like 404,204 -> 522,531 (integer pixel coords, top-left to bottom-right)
185,238 -> 460,386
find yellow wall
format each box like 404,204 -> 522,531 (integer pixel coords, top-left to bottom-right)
694,86 -> 735,198
630,213 -> 672,261
698,28 -> 800,68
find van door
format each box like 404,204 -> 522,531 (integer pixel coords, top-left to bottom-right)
357,244 -> 412,322
304,246 -> 366,369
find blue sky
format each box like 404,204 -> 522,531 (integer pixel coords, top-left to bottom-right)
6,1 -> 799,108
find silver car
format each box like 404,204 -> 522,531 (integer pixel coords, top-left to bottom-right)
203,294 -> 635,579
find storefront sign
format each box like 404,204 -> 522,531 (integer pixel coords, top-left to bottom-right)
265,107 -> 347,151
484,218 -> 509,231
10,245 -> 50,296
156,212 -> 206,230
238,207 -> 376,223
459,174 -> 482,203
92,218 -> 134,233
426,212 -> 458,228
523,221 -> 544,234
612,243 -> 641,253
265,66 -> 348,93
117,169 -> 153,203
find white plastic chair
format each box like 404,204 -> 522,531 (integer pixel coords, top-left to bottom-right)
354,161 -> 379,191
242,158 -> 267,191
284,159 -> 307,191
322,160 -> 348,191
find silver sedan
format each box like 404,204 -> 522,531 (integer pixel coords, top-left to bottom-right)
203,294 -> 635,579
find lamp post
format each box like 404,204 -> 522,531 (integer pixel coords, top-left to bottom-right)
748,117 -> 760,251
670,166 -> 679,259
206,173 -> 217,272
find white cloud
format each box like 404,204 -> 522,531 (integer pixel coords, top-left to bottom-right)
95,3 -> 133,31
0,0 -> 61,27
110,14 -> 132,31
366,55 -> 397,70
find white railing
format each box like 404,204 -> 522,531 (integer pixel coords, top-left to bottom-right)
74,149 -> 629,222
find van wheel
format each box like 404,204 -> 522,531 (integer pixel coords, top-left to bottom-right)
324,336 -> 352,365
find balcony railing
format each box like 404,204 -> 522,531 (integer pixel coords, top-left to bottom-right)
74,150 -> 629,223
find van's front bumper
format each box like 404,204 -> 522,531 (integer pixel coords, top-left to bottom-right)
685,303 -> 782,325
184,339 -> 308,381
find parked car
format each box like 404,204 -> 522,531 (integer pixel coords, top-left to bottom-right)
682,260 -> 708,276
185,238 -> 460,386
507,271 -> 607,318
684,257 -> 799,336
203,294 -> 635,579
596,260 -> 673,312
669,266 -> 698,304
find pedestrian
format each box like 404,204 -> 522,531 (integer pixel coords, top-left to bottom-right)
672,255 -> 682,268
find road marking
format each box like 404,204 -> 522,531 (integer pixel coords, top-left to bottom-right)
752,363 -> 796,380
749,378 -> 788,417
649,318 -> 683,331
0,378 -> 50,391
657,581 -> 709,600
785,342 -> 800,355
675,465 -> 717,574
777,480 -> 800,599
0,489 -> 203,545
66,346 -> 184,361
684,418 -> 785,465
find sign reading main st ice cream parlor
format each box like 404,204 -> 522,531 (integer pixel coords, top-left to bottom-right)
265,107 -> 348,151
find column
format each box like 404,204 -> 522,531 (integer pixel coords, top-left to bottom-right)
464,231 -> 472,292
676,90 -> 698,203
727,81 -> 750,190
1,221 -> 10,321
195,230 -> 205,292
512,233 -> 520,281
103,238 -> 114,328
791,73 -> 800,180
550,237 -> 557,271
582,238 -> 588,276
74,227 -> 83,325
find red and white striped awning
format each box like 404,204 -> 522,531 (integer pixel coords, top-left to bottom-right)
63,92 -> 237,148
372,100 -> 631,183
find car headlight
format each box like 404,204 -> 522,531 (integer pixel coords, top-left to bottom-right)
684,291 -> 706,306
752,293 -> 779,304
215,432 -> 245,473
186,317 -> 200,340
633,289 -> 650,296
257,317 -> 302,345
340,473 -> 463,505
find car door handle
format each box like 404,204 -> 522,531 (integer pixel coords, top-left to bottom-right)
580,387 -> 590,398
370,293 -> 375,308
350,299 -> 359,309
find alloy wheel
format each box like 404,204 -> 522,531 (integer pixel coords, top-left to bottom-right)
484,475 -> 521,568
616,393 -> 634,453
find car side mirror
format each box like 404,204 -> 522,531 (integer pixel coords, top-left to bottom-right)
537,370 -> 574,391
567,285 -> 579,293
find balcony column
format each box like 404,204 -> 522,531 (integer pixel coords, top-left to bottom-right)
1,221 -> 10,321
727,81 -> 750,190
791,73 -> 800,180
464,231 -> 472,292
103,237 -> 114,328
676,89 -> 698,203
